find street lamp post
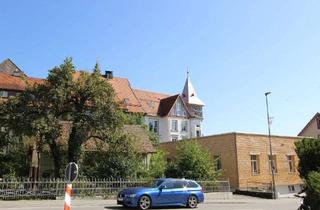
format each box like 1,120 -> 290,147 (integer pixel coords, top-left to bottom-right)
265,92 -> 276,199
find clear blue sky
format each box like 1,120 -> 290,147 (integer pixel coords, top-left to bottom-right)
1,0 -> 320,136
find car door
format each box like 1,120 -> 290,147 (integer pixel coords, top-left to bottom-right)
155,180 -> 176,205
171,180 -> 189,204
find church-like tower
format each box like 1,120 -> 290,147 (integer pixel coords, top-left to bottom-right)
181,73 -> 204,137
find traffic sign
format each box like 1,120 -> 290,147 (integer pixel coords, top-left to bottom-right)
65,162 -> 79,183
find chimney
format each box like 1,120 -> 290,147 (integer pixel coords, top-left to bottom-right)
103,70 -> 113,79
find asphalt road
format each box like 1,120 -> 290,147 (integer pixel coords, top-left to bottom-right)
0,196 -> 301,210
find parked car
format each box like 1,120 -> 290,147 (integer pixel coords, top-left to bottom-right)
117,178 -> 204,210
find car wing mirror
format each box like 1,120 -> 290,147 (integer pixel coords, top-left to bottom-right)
159,185 -> 165,191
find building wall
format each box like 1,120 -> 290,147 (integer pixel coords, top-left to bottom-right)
159,133 -> 304,194
145,116 -> 203,143
235,133 -> 303,194
158,133 -> 239,189
299,118 -> 320,139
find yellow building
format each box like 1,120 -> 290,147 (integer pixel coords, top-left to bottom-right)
159,132 -> 303,197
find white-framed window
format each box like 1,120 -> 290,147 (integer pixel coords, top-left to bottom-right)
148,119 -> 159,134
250,155 -> 260,175
171,120 -> 178,132
268,155 -> 278,173
0,90 -> 8,98
287,155 -> 295,173
171,135 -> 178,142
181,121 -> 188,132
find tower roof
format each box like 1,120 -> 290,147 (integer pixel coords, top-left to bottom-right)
181,73 -> 205,106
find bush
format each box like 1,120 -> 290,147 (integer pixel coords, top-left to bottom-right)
295,138 -> 320,209
165,140 -> 220,180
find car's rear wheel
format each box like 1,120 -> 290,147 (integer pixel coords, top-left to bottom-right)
138,195 -> 151,210
187,195 -> 198,208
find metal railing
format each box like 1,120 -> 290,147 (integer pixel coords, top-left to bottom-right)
0,178 -> 230,200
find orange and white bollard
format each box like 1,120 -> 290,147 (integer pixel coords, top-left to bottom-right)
64,184 -> 72,210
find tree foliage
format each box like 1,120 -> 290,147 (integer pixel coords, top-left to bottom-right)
295,138 -> 320,209
0,58 -> 141,178
81,134 -> 142,179
165,140 -> 220,180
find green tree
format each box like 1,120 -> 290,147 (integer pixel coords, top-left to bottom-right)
0,83 -> 63,177
43,58 -> 124,163
165,140 -> 220,180
81,134 -> 141,179
295,138 -> 320,209
149,150 -> 167,178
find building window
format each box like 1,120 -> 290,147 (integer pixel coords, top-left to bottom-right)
288,185 -> 295,192
0,90 -> 8,98
268,155 -> 278,173
171,135 -> 178,142
181,121 -> 188,132
214,155 -> 222,171
148,119 -> 158,134
250,155 -> 260,175
171,100 -> 187,117
287,155 -> 295,173
171,120 -> 178,132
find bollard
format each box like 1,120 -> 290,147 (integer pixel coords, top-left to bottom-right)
64,184 -> 72,210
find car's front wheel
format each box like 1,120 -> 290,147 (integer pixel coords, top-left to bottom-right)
187,195 -> 198,208
138,195 -> 151,210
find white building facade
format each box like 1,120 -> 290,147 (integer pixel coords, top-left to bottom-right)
136,75 -> 204,143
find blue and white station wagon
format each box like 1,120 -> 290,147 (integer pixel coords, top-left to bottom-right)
117,178 -> 204,210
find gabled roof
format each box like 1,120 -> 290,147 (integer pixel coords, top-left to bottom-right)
133,89 -> 169,116
298,112 -> 320,136
0,59 -> 25,76
158,94 -> 180,116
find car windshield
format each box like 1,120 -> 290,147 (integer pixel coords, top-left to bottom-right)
149,179 -> 165,188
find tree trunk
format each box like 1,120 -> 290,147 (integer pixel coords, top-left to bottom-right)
68,126 -> 81,163
48,142 -> 62,178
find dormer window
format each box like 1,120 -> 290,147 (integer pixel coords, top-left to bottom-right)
123,98 -> 130,104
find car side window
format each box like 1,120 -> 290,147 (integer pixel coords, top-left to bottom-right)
161,181 -> 175,189
187,181 -> 199,188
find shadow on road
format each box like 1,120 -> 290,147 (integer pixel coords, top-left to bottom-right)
104,205 -> 188,210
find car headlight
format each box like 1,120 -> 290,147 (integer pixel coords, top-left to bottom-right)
127,194 -> 136,198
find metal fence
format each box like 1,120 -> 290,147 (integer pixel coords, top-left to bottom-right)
0,178 -> 230,200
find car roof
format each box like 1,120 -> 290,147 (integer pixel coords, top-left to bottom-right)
157,178 -> 196,182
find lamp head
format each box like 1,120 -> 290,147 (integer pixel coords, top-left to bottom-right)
265,92 -> 271,96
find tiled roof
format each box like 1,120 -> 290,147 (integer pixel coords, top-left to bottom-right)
0,73 -> 44,91
0,69 -> 180,116
133,89 -> 170,116
0,59 -> 24,75
107,77 -> 144,113
124,124 -> 155,153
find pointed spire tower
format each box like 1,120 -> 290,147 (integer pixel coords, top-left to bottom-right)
182,71 -> 204,118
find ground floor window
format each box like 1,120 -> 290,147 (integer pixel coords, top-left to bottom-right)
214,155 -> 222,171
268,155 -> 278,173
288,185 -> 295,192
250,155 -> 260,175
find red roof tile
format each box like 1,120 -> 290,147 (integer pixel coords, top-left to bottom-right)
133,89 -> 170,116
